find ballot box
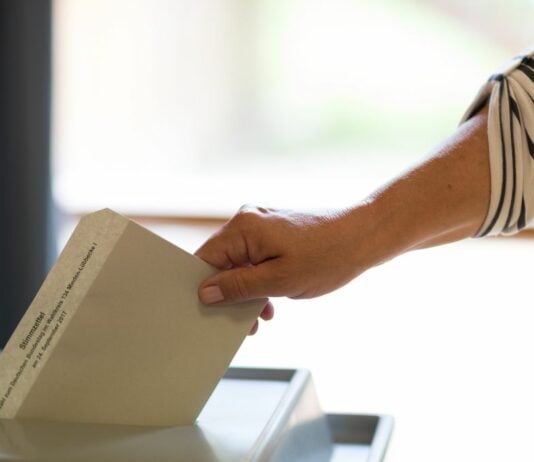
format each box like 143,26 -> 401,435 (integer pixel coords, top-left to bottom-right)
0,368 -> 393,461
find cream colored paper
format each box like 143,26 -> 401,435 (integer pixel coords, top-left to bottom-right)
0,209 -> 265,426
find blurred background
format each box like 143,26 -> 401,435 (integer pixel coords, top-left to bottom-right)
2,1 -> 534,461
53,0 -> 529,218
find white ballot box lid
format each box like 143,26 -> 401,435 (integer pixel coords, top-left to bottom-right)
0,368 -> 393,462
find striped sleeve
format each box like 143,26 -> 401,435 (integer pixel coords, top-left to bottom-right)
460,46 -> 534,237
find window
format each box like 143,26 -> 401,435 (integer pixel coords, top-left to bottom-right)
53,0 -> 528,216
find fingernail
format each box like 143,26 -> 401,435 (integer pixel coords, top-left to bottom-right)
200,285 -> 224,304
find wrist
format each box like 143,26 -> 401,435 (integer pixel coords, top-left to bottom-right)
341,188 -> 437,277
335,200 -> 404,279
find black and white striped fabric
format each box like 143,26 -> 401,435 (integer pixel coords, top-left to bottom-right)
461,46 -> 534,237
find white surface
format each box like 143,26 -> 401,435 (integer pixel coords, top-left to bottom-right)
331,444 -> 369,462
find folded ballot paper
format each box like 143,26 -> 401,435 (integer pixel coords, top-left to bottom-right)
0,209 -> 265,426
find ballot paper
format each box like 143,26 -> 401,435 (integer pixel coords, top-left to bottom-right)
0,209 -> 265,426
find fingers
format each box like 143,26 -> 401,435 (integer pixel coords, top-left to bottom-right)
195,205 -> 278,270
248,301 -> 275,335
194,208 -> 250,270
198,259 -> 285,305
195,230 -> 248,270
260,301 -> 274,321
248,320 -> 259,336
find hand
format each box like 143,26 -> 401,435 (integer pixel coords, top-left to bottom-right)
194,107 -> 491,335
195,205 -> 369,334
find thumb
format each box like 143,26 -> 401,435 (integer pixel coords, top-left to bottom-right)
198,260 -> 282,305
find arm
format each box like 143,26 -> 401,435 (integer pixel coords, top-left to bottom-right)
195,106 -> 490,305
368,104 -> 490,254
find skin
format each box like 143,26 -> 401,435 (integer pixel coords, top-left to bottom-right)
195,106 -> 490,335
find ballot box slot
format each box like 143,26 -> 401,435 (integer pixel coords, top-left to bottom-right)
328,414 -> 394,462
224,367 -> 296,383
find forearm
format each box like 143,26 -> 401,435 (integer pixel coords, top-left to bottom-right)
196,108 -> 492,303
347,107 -> 490,272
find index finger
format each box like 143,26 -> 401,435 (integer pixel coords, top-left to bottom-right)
195,231 -> 233,269
195,226 -> 252,270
